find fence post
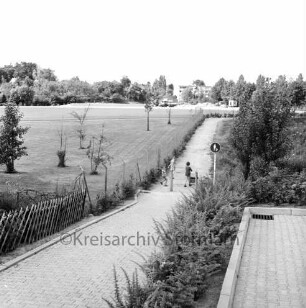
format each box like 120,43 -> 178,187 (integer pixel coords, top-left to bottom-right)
170,169 -> 174,192
80,167 -> 93,214
136,161 -> 141,182
157,148 -> 161,169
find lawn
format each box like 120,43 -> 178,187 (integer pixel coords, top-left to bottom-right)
0,105 -> 200,202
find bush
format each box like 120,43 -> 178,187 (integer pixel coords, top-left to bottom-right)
0,192 -> 18,212
121,175 -> 136,199
110,93 -> 127,104
140,168 -> 161,190
276,156 -> 306,173
248,170 -> 306,205
95,193 -> 121,214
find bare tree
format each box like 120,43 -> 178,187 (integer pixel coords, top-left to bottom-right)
86,125 -> 112,193
57,122 -> 67,167
71,104 -> 90,149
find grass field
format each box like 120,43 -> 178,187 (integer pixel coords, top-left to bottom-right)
0,105 -> 204,202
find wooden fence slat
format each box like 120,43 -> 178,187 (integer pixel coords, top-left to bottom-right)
3,210 -> 21,253
0,212 -> 9,245
7,209 -> 22,252
50,198 -> 60,235
0,214 -> 10,253
73,192 -> 79,221
56,196 -> 65,232
61,194 -> 70,230
20,205 -> 35,245
28,204 -> 41,244
65,194 -> 73,229
44,199 -> 54,238
69,192 -> 77,226
0,212 -> 14,253
78,190 -> 85,220
10,207 -> 26,250
73,191 -> 81,222
36,201 -> 47,241
40,200 -> 50,239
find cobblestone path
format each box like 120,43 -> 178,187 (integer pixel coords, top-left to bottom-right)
0,118 -> 222,308
233,215 -> 306,308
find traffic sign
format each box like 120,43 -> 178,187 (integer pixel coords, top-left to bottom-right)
210,143 -> 221,153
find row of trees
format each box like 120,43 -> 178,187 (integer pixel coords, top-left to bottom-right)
0,62 -> 173,106
231,75 -> 295,180
210,74 -> 306,108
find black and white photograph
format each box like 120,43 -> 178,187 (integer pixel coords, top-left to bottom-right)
0,0 -> 306,307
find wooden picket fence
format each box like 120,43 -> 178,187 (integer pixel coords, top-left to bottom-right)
0,188 -> 86,254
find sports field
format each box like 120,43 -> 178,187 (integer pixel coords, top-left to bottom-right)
0,104 -> 203,202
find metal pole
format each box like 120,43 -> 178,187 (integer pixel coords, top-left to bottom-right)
213,153 -> 216,185
170,169 -> 173,191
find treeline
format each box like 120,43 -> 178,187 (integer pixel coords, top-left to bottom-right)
0,62 -> 174,106
210,74 -> 306,107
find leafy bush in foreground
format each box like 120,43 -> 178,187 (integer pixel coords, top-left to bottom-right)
248,170 -> 306,205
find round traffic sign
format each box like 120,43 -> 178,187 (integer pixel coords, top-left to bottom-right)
210,143 -> 221,153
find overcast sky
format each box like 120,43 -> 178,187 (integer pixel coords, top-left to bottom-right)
1,0 -> 305,89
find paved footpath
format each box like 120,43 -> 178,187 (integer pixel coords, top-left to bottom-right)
233,215 -> 306,308
0,118 -> 222,308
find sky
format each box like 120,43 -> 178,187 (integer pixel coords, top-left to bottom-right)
0,0 -> 305,92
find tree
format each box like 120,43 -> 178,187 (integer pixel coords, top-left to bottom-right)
57,123 -> 67,167
233,75 -> 256,106
193,80 -> 205,87
231,77 -> 292,179
152,75 -> 167,99
10,84 -> 35,106
144,91 -> 156,131
86,125 -> 112,193
181,87 -> 193,103
37,68 -> 57,82
167,84 -> 174,96
14,62 -> 37,81
0,102 -> 29,173
211,78 -> 227,102
289,74 -> 306,108
127,83 -> 147,102
221,80 -> 235,103
71,105 -> 90,149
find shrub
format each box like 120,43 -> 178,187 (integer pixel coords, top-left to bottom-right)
121,175 -> 136,199
248,170 -> 306,205
0,192 -> 17,212
276,156 -> 306,173
110,93 -> 127,104
95,193 -> 120,214
140,168 -> 161,190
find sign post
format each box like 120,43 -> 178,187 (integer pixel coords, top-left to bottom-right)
210,143 -> 221,185
169,157 -> 175,192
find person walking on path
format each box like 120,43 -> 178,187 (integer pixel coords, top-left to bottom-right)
184,161 -> 192,187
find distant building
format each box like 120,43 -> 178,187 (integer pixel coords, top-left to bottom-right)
228,99 -> 238,107
159,95 -> 178,106
178,85 -> 212,103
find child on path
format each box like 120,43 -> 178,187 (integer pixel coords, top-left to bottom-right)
184,161 -> 192,187
160,167 -> 168,186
